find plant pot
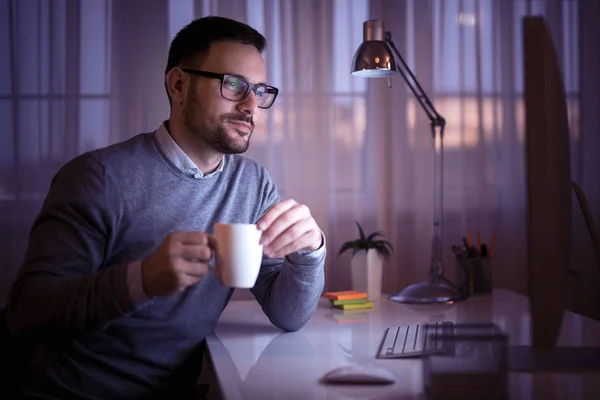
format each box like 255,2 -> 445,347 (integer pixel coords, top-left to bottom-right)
350,249 -> 383,300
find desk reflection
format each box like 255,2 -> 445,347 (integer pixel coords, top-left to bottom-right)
206,330 -> 323,399
207,330 -> 412,400
242,331 -> 323,399
205,292 -> 600,400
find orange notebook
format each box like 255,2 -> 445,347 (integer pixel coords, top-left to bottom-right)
335,317 -> 368,324
322,290 -> 368,301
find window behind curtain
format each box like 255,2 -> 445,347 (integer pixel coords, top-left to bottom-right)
401,0 -> 580,212
0,0 -> 112,200
429,0 -> 579,150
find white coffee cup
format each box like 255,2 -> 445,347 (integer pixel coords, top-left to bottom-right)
214,223 -> 263,288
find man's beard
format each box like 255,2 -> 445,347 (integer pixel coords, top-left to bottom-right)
183,91 -> 254,154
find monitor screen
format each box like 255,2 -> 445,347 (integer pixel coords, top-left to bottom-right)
523,15 -> 572,353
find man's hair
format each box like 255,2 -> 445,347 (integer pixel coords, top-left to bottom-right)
164,16 -> 267,104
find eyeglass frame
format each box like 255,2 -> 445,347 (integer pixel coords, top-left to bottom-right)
180,68 -> 279,109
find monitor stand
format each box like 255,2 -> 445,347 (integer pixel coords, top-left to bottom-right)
509,182 -> 600,373
508,345 -> 600,372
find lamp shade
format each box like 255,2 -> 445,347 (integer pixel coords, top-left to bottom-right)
351,20 -> 397,78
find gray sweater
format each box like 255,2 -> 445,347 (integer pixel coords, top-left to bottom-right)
7,130 -> 326,399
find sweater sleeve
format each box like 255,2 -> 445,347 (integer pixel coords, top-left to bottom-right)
6,153 -> 136,336
250,170 -> 326,332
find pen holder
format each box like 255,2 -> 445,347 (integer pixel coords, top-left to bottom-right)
455,256 -> 493,297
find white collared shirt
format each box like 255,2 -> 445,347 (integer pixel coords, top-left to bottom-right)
154,122 -> 224,179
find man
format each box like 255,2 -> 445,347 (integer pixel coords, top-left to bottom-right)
6,16 -> 326,399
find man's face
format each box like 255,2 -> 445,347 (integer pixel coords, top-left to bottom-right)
182,41 -> 267,154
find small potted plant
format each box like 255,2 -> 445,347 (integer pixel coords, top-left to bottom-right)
338,221 -> 394,300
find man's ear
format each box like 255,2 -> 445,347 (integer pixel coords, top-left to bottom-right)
166,67 -> 185,102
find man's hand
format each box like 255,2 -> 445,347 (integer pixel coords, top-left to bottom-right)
141,232 -> 217,297
257,199 -> 322,258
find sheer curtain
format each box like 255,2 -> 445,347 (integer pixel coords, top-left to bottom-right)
0,0 -> 116,302
1,0 -> 599,317
364,0 -> 600,317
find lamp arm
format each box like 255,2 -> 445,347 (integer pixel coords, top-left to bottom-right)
384,31 -> 447,283
385,32 -> 446,130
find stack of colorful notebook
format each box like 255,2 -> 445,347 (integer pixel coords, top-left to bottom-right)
322,290 -> 374,310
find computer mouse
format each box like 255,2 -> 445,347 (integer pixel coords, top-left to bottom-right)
321,364 -> 397,385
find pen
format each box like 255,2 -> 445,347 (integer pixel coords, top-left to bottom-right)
462,237 -> 471,256
489,232 -> 497,257
480,243 -> 488,258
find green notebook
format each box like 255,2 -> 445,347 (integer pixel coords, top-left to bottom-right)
330,298 -> 368,306
334,302 -> 374,310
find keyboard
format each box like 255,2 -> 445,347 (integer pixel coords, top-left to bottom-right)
376,321 -> 455,359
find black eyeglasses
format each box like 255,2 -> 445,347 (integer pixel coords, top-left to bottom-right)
180,68 -> 279,109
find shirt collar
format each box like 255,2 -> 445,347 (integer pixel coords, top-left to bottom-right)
155,121 -> 225,178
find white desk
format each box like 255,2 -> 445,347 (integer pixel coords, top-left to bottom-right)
204,289 -> 600,399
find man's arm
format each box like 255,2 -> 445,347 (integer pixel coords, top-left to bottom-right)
250,243 -> 325,332
249,172 -> 325,332
6,154 -> 137,336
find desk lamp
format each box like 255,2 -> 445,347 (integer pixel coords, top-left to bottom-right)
351,20 -> 461,304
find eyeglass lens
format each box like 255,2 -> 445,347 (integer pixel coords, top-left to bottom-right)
222,76 -> 275,108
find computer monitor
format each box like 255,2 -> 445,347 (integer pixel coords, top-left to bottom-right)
522,15 -> 571,353
513,15 -> 600,371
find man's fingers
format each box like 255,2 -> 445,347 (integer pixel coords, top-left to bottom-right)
177,270 -> 205,291
259,203 -> 308,247
257,199 -> 298,232
205,234 -> 218,250
263,218 -> 316,257
176,244 -> 213,262
169,231 -> 217,249
178,259 -> 210,278
267,230 -> 316,258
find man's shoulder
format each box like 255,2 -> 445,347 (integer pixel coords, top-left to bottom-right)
54,133 -> 155,182
73,133 -> 153,166
89,133 -> 155,164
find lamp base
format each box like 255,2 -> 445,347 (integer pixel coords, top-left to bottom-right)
389,280 -> 463,304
